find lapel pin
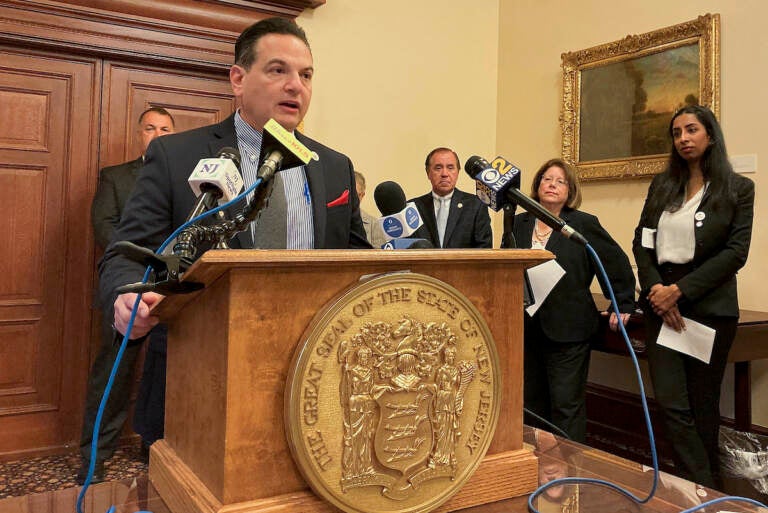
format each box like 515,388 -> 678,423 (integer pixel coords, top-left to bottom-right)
695,211 -> 705,221
457,202 -> 463,209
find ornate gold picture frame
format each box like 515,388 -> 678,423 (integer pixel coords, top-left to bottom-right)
560,14 -> 720,181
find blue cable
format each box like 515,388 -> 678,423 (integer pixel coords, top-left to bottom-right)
75,177 -> 263,513
679,496 -> 768,512
527,242 -> 768,513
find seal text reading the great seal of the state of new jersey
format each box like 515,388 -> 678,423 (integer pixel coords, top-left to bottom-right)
285,273 -> 501,513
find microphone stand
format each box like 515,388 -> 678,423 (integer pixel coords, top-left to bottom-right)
115,178 -> 275,296
172,177 -> 274,259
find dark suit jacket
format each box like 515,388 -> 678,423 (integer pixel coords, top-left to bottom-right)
632,172 -> 754,318
99,114 -> 369,307
409,188 -> 492,248
91,157 -> 143,250
512,209 -> 636,343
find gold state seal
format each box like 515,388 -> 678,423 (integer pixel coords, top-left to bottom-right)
285,272 -> 501,513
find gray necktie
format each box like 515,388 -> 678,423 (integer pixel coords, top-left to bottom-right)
252,172 -> 288,248
436,197 -> 449,247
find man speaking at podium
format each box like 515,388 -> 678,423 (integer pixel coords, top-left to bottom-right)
96,17 -> 370,452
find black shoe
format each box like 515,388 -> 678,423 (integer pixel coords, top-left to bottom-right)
75,460 -> 105,485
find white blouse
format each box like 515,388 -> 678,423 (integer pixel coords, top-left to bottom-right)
656,184 -> 707,265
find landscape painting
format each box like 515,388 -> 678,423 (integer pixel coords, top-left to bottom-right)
560,14 -> 720,181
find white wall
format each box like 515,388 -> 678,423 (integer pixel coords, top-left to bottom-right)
298,0 -> 500,214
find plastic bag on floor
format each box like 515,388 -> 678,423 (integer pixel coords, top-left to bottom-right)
720,426 -> 768,495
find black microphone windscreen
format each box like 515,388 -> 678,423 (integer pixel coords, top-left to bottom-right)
374,181 -> 407,216
464,155 -> 490,179
217,146 -> 241,168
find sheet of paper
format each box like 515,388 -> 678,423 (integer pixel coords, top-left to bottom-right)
641,227 -> 656,249
658,317 -> 716,364
525,259 -> 566,316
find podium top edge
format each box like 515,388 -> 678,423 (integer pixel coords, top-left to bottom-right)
193,248 -> 553,267
159,248 -> 553,318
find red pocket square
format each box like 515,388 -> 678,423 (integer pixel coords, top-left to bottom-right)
326,188 -> 350,207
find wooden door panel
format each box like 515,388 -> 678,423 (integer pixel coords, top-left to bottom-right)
0,322 -> 39,399
0,52 -> 234,461
0,48 -> 99,458
0,165 -> 45,305
101,63 -> 235,167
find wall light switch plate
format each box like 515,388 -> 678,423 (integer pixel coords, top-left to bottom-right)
730,154 -> 757,174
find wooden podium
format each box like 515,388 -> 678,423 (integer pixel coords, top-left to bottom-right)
150,249 -> 550,513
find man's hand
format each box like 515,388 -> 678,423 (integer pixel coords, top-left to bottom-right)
113,292 -> 164,339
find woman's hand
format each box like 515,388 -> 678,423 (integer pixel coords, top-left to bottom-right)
661,305 -> 686,332
647,283 -> 682,315
604,312 -> 631,332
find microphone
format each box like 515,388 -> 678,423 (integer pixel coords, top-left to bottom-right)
186,147 -> 244,221
171,119 -> 316,260
114,148 -> 244,295
257,118 -> 313,182
464,156 -> 587,245
373,181 -> 432,249
373,180 -> 407,216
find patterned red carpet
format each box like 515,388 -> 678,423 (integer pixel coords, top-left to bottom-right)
0,444 -> 147,499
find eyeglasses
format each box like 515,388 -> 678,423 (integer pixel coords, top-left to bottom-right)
541,176 -> 568,187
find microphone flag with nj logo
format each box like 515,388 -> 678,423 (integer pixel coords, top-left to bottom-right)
188,147 -> 244,203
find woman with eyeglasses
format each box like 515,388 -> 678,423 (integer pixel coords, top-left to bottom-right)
632,105 -> 754,489
501,158 -> 636,442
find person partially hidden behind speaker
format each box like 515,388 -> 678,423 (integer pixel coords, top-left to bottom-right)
77,107 -> 175,484
409,147 -> 492,248
502,158 -> 635,442
633,105 -> 754,489
95,17 -> 370,483
354,171 -> 387,248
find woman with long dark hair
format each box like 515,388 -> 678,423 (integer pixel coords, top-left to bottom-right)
632,105 -> 754,488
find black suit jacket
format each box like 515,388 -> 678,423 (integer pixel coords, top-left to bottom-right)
632,172 -> 754,318
99,114 -> 369,307
91,157 -> 143,250
409,188 -> 492,248
511,209 -> 636,343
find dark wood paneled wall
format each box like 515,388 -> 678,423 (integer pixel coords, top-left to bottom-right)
0,47 -> 101,458
0,0 -> 321,460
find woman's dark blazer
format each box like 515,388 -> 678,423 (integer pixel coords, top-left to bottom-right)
508,209 -> 636,343
632,172 -> 754,318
